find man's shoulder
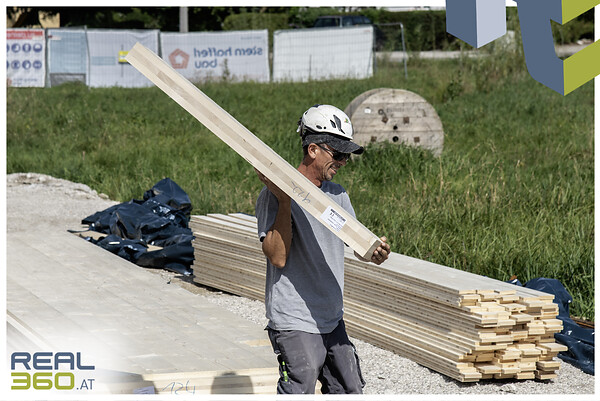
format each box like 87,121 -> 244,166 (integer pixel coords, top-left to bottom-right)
322,181 -> 347,196
256,185 -> 272,202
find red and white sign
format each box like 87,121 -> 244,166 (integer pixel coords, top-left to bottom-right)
7,28 -> 46,87
7,29 -> 44,41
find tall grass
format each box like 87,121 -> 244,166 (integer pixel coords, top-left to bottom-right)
6,48 -> 594,319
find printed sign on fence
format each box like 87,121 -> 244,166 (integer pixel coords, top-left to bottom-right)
47,29 -> 88,87
273,26 -> 374,82
7,28 -> 46,87
86,29 -> 159,88
160,30 -> 270,83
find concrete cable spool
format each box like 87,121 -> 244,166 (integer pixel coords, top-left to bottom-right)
345,88 -> 444,156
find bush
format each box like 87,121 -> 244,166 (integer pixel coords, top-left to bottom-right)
286,7 -> 340,28
358,7 -> 592,51
552,9 -> 594,45
212,7 -> 595,53
222,11 -> 288,33
222,11 -> 289,55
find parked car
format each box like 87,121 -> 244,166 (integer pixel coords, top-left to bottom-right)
313,15 -> 385,50
314,15 -> 374,28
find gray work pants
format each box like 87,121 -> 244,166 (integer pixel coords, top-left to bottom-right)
267,319 -> 365,394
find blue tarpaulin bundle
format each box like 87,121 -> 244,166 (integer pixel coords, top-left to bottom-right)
508,277 -> 594,375
80,178 -> 195,276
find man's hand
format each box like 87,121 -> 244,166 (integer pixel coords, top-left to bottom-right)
354,236 -> 390,265
370,236 -> 390,265
255,168 -> 290,202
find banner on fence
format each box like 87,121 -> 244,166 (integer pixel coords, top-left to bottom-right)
160,30 -> 269,83
86,29 -> 159,88
47,29 -> 88,87
7,28 -> 46,87
273,26 -> 374,82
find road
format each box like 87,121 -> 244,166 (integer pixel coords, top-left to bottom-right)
377,43 -> 587,62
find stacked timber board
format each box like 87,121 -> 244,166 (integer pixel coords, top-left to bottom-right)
7,230 -> 278,395
190,213 -> 568,383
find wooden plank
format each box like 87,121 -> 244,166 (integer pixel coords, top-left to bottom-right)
536,360 -> 561,370
538,342 -> 569,353
207,213 -> 258,229
125,43 -> 381,260
515,371 -> 536,380
535,371 -> 558,380
136,367 -> 279,395
6,311 -> 53,351
476,363 -> 502,374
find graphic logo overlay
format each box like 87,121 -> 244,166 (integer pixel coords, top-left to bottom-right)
168,48 -> 190,69
10,352 -> 96,392
446,0 -> 600,95
446,0 -> 507,48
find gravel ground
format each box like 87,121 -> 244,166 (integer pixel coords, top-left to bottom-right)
5,173 -> 596,397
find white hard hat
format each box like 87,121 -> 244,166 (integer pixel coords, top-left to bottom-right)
297,104 -> 354,139
297,104 -> 363,154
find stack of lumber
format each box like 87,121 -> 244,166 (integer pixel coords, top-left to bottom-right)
190,213 -> 568,383
7,230 -> 278,395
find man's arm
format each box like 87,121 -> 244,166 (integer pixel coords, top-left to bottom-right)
354,236 -> 390,265
255,169 -> 292,268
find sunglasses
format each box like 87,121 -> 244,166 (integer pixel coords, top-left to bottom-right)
315,143 -> 350,162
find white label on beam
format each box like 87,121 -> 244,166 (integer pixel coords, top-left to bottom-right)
321,206 -> 347,232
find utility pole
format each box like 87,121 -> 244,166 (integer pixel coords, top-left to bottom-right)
179,6 -> 188,33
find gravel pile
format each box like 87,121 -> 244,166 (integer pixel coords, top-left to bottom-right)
6,173 -> 595,396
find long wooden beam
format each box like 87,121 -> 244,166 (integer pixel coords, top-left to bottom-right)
125,43 -> 381,259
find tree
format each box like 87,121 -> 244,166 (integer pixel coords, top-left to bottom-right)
6,6 -> 299,31
7,7 -> 58,27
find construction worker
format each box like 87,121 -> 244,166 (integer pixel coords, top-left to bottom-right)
254,104 -> 390,394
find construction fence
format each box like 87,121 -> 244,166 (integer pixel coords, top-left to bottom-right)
6,26 -> 375,88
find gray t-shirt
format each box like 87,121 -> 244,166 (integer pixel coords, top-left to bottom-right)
255,180 -> 356,334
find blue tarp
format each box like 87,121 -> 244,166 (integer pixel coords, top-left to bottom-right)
508,277 -> 594,375
80,178 -> 195,276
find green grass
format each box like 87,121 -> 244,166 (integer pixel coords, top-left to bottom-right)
6,51 -> 594,320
